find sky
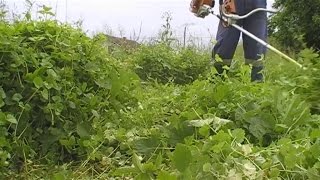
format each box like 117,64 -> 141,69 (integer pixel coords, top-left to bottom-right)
5,0 -> 275,43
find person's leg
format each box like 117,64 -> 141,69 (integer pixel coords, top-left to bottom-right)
212,20 -> 241,74
242,0 -> 267,82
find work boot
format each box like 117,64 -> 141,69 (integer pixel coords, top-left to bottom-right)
251,66 -> 264,82
214,63 -> 226,75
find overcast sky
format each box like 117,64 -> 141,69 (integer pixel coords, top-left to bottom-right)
6,0 -> 275,43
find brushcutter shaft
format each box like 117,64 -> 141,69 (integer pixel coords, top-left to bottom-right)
231,23 -> 303,68
203,7 -> 304,69
221,8 -> 277,20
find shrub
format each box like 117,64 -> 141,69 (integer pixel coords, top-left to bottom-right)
0,19 -> 140,174
133,43 -> 210,84
269,0 -> 320,51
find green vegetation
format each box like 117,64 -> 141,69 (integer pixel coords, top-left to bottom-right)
0,2 -> 319,180
269,0 -> 320,51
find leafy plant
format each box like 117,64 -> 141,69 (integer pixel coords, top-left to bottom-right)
132,44 -> 210,84
269,0 -> 320,51
0,16 -> 140,176
0,2 -> 319,179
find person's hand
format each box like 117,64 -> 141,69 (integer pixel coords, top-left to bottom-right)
221,0 -> 236,14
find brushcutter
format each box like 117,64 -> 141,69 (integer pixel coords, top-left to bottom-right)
193,4 -> 304,69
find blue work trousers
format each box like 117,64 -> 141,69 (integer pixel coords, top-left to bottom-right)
213,0 -> 267,81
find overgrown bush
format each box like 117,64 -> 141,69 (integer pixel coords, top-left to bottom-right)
297,49 -> 320,113
265,48 -> 320,114
0,19 -> 140,175
132,43 -> 210,84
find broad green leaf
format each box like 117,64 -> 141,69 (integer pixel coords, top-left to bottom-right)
109,69 -> 123,97
228,169 -> 242,180
41,89 -> 49,100
188,117 -> 231,129
307,168 -> 320,180
133,136 -> 161,155
212,130 -> 231,143
95,79 -> 112,89
281,96 -> 310,127
155,152 -> 163,168
142,162 -> 156,172
249,118 -> 271,138
254,155 -> 266,167
113,167 -> 140,176
68,101 -> 76,109
25,67 -> 46,81
275,124 -> 288,133
211,117 -> 232,131
213,84 -> 229,103
76,123 -> 90,138
132,153 -> 144,173
60,137 -> 76,151
212,142 -> 227,153
52,96 -> 61,102
51,172 -> 66,180
157,171 -> 178,180
284,153 -> 297,169
135,173 -> 152,180
203,163 -> 212,172
0,137 -> 9,147
91,110 -> 100,118
6,114 -> 17,124
277,138 -> 292,145
199,125 -> 210,137
0,112 -> 6,124
188,118 -> 213,127
172,144 -> 192,172
12,93 -> 23,102
0,98 -> 4,108
311,129 -> 320,139
313,162 -> 320,169
241,144 -> 253,156
28,37 -> 36,42
0,87 -> 6,98
231,128 -> 245,143
33,77 -> 44,88
82,140 -> 90,147
84,62 -> 100,73
269,168 -> 280,178
310,143 -> 320,158
242,160 -> 257,178
47,69 -> 58,79
41,60 -> 53,68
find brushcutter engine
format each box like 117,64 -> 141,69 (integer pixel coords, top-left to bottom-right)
190,0 -> 215,18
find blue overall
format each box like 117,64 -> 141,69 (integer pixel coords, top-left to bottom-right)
213,0 -> 267,81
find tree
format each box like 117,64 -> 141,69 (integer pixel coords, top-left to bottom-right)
269,0 -> 320,51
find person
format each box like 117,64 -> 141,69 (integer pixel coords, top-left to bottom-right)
191,0 -> 268,82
